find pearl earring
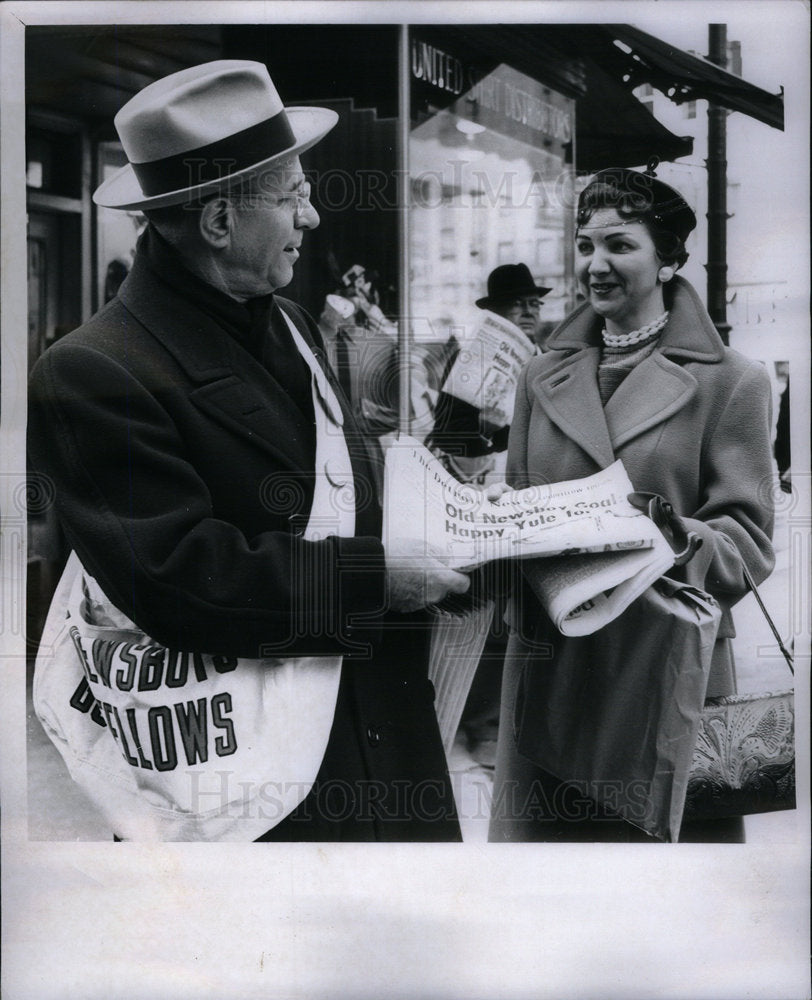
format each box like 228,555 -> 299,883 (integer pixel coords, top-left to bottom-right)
658,266 -> 675,283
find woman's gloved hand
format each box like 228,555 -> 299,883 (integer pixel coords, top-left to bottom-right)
627,492 -> 704,566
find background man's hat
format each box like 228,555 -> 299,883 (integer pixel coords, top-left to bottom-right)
579,160 -> 697,242
93,60 -> 338,211
476,263 -> 552,309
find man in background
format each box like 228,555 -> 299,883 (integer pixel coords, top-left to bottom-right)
428,263 -> 551,484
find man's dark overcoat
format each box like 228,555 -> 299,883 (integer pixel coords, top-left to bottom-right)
28,229 -> 460,841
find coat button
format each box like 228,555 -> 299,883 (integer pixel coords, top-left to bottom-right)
288,513 -> 307,536
366,725 -> 382,747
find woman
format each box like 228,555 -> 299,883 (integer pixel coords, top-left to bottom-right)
489,165 -> 775,843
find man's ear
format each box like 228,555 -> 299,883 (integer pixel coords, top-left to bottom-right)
199,197 -> 233,248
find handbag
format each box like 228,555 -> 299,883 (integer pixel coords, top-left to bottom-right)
33,308 -> 354,841
683,563 -> 795,822
627,491 -> 796,825
514,576 -> 722,843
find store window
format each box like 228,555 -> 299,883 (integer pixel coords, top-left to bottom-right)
409,37 -> 576,348
497,241 -> 514,264
95,142 -> 147,310
440,226 -> 457,260
26,124 -> 82,198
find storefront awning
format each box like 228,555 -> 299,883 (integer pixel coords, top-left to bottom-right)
411,24 -> 697,171
574,55 -> 694,171
581,24 -> 785,131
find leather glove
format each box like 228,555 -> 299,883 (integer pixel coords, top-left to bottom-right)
627,492 -> 703,566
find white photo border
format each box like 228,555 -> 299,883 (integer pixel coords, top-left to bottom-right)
2,3 -> 809,999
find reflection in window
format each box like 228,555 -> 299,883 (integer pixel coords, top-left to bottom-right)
442,282 -> 460,307
536,236 -> 561,269
497,241 -> 514,264
26,160 -> 44,189
440,227 -> 456,260
96,143 -> 146,309
410,62 -> 574,343
26,127 -> 82,197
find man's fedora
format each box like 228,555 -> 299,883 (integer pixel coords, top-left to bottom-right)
93,60 -> 338,211
475,263 -> 552,309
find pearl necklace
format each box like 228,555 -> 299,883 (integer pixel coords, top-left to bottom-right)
602,311 -> 669,348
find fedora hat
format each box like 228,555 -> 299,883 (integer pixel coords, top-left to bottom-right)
93,60 -> 338,211
476,263 -> 552,309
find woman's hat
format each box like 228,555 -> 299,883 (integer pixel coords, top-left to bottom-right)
475,263 -> 552,309
579,160 -> 697,242
93,60 -> 338,211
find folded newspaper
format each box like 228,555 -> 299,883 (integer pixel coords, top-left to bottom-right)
441,309 -> 535,428
383,436 -> 675,636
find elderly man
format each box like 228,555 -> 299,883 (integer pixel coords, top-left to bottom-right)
479,263 -> 551,349
29,61 -> 468,842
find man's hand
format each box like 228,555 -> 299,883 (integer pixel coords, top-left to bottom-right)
483,481 -> 512,502
385,538 -> 470,613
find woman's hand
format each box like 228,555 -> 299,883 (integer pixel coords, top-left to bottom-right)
627,492 -> 703,566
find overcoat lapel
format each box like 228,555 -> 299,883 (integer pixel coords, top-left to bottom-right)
529,347 -> 615,468
119,264 -> 315,471
188,374 -> 314,469
603,352 -> 698,451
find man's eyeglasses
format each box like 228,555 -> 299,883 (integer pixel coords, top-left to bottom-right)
259,179 -> 312,215
292,181 -> 312,217
506,297 -> 542,313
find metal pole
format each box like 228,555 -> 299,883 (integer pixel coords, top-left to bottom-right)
397,25 -> 412,433
705,24 -> 731,345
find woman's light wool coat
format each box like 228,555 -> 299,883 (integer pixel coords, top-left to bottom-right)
493,275 -> 775,839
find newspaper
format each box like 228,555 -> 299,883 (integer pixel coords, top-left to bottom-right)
441,309 -> 535,428
426,597 -> 496,753
383,437 -> 675,636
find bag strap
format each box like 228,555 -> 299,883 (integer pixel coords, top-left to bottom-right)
628,492 -> 794,675
741,561 -> 794,675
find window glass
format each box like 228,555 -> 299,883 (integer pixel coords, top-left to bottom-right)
410,47 -> 576,347
95,143 -> 147,309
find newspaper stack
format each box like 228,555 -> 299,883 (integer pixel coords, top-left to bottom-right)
383,436 -> 675,638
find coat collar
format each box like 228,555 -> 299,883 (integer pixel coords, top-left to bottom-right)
530,277 -> 718,467
118,233 -> 323,383
117,240 -> 324,470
